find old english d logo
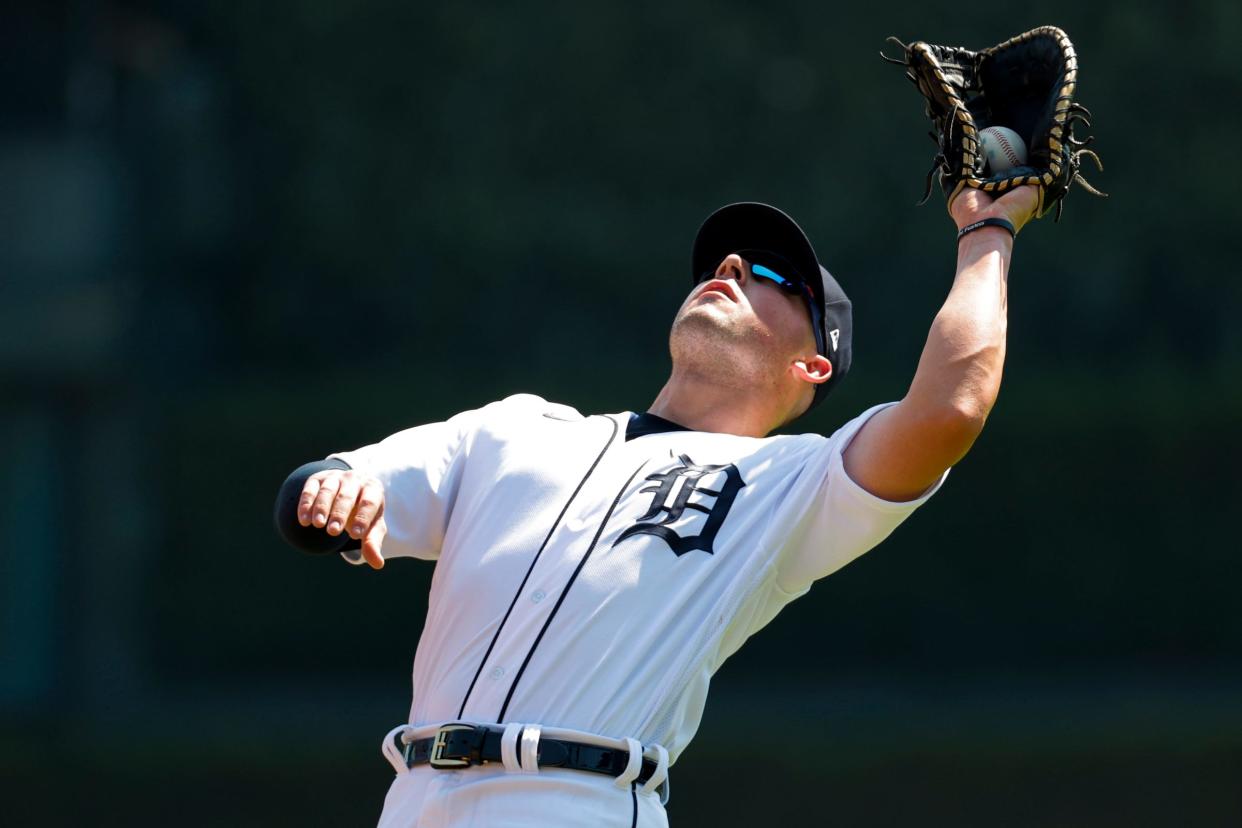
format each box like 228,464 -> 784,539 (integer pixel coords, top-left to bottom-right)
613,454 -> 745,556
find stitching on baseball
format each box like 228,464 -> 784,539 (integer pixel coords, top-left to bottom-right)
990,130 -> 1021,167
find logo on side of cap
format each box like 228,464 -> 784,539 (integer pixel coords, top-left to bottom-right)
829,329 -> 840,352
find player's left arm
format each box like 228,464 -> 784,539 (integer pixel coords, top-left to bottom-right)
842,185 -> 1039,501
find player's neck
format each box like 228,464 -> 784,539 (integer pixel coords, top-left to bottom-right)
647,371 -> 785,438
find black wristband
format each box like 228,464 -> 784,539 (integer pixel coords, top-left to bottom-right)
956,217 -> 1016,242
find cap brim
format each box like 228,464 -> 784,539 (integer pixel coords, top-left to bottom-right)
691,202 -> 826,308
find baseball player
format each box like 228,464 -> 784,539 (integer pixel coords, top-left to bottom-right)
275,186 -> 1037,827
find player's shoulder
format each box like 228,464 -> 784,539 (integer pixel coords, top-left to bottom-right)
773,402 -> 900,457
761,427 -> 830,450
477,393 -> 588,424
638,423 -> 828,463
754,430 -> 830,461
762,403 -> 901,453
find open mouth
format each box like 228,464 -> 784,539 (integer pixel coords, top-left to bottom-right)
698,279 -> 739,302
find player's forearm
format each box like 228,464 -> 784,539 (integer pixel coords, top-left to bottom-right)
905,227 -> 1011,434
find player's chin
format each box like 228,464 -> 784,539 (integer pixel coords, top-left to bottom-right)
672,305 -> 735,341
680,296 -> 743,322
672,313 -> 773,368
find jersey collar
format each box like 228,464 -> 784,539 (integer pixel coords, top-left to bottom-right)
625,411 -> 691,441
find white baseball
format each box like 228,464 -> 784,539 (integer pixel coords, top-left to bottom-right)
979,126 -> 1028,173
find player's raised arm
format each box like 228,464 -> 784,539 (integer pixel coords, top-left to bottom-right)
842,185 -> 1039,502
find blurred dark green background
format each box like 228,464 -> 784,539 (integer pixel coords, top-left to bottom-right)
3,1 -> 1239,826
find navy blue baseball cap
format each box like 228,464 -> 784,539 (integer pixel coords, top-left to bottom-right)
691,202 -> 853,412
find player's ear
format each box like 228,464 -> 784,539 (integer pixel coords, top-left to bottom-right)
792,355 -> 832,385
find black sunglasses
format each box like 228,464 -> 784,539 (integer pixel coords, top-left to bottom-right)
699,251 -> 826,357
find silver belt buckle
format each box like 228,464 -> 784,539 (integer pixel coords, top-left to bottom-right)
429,723 -> 478,769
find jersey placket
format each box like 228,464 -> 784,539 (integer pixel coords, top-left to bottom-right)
456,415 -> 643,723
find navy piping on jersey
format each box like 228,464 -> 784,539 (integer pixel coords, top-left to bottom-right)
625,411 -> 690,441
630,783 -> 638,827
456,415 -> 620,719
496,456 -> 650,721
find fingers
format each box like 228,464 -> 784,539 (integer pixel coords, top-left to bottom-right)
297,475 -> 323,526
348,479 -> 385,540
325,475 -> 362,536
362,511 -> 386,570
300,469 -> 386,568
309,474 -> 342,529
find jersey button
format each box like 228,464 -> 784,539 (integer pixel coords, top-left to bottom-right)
489,666 -> 504,680
531,590 -> 546,603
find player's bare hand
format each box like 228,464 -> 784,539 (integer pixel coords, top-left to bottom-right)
298,469 -> 387,569
949,185 -> 1040,235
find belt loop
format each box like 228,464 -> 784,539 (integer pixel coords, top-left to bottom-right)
381,724 -> 413,775
519,724 -> 542,774
639,744 -> 669,802
613,737 -> 643,789
500,723 -> 525,773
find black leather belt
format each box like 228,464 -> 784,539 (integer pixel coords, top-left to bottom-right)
400,723 -> 662,788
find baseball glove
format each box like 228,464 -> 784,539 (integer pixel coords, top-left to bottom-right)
883,26 -> 1105,221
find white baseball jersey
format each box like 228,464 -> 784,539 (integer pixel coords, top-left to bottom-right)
331,394 -> 945,827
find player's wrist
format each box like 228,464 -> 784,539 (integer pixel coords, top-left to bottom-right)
954,224 -> 1014,266
956,217 -> 1016,243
